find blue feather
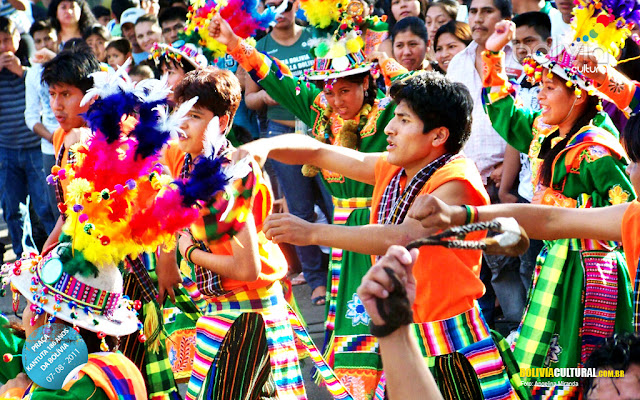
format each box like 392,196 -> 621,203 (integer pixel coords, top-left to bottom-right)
176,155 -> 229,207
130,99 -> 170,159
84,91 -> 139,143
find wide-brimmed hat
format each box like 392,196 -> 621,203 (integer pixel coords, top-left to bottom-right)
522,0 -> 640,97
303,1 -> 378,81
5,243 -> 139,337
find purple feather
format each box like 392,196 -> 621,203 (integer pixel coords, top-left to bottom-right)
130,100 -> 170,159
175,155 -> 229,207
84,91 -> 139,143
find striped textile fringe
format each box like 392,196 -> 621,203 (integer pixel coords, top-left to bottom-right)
288,307 -> 355,400
580,251 -> 618,365
322,197 -> 372,373
183,282 -> 307,400
375,305 -> 518,400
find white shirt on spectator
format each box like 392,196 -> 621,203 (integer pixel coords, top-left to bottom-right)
25,64 -> 59,156
447,41 -> 522,184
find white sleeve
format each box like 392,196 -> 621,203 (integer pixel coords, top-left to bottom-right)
24,66 -> 43,131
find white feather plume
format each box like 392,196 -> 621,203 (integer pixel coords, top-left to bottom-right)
202,116 -> 224,158
156,96 -> 199,140
134,74 -> 172,104
80,58 -> 133,106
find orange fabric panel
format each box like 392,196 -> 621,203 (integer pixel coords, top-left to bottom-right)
622,200 -> 640,284
371,155 -> 489,322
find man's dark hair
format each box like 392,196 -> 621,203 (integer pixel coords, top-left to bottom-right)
106,37 -> 132,54
623,113 -> 640,162
174,67 -> 242,123
583,333 -> 640,398
135,13 -> 158,26
29,18 -> 55,37
391,16 -> 428,44
83,24 -> 111,41
512,11 -> 551,40
91,5 -> 111,20
389,71 -> 473,153
42,47 -> 101,94
112,0 -> 140,21
0,15 -> 16,35
468,0 -> 512,18
48,0 -> 97,34
158,6 -> 187,27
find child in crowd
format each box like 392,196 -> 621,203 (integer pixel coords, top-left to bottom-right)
105,37 -> 131,70
128,64 -> 154,82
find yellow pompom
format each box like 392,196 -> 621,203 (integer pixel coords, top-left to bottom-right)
66,178 -> 93,203
346,38 -> 361,54
574,88 -> 582,97
566,80 -> 573,87
329,44 -> 347,58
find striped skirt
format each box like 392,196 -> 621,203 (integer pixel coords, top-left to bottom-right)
183,281 -> 306,400
376,304 -> 521,400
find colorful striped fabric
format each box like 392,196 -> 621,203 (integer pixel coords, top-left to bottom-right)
580,251 -> 618,365
634,259 -> 640,331
62,352 -> 148,400
376,305 -> 519,400
530,385 -> 581,399
288,308 -> 355,400
183,282 -> 307,400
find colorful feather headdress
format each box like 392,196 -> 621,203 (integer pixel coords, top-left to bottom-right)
523,0 -> 640,98
182,0 -> 284,60
303,1 -> 385,83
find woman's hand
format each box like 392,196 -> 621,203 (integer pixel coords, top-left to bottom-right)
357,246 -> 418,325
0,373 -> 31,396
208,14 -> 240,51
263,213 -> 315,246
573,53 -> 607,86
31,48 -> 57,64
485,20 -> 516,53
367,51 -> 390,64
156,246 -> 182,304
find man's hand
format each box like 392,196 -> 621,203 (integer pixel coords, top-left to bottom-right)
366,50 -> 390,64
208,14 -> 240,51
31,48 -> 57,64
485,20 -> 516,53
0,52 -> 24,76
357,246 -> 418,325
263,213 -> 315,246
406,194 -> 464,229
64,127 -> 91,149
232,139 -> 270,167
489,162 -> 503,188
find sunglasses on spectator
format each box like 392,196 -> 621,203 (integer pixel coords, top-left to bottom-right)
267,0 -> 294,13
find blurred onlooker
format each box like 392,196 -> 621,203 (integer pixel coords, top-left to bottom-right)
391,16 -> 429,71
157,6 -> 185,45
119,7 -> 146,63
0,16 -> 55,256
106,0 -> 138,36
425,0 -> 457,48
140,0 -> 159,17
25,18 -> 60,224
91,5 -> 111,26
134,13 -> 160,53
379,0 -> 427,55
152,42 -> 205,102
128,62 -> 153,82
550,0 -> 572,38
433,20 -> 471,72
82,23 -> 109,62
48,0 -> 96,47
105,37 -> 131,69
49,0 -> 94,45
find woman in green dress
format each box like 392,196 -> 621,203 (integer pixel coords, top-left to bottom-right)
480,16 -> 639,397
209,5 -> 410,397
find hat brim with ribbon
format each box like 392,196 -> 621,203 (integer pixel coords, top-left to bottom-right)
6,244 -> 139,337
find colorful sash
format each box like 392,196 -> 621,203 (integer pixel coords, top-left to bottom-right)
635,258 -> 640,331
374,305 -> 519,400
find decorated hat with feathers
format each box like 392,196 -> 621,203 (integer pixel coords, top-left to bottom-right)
523,0 -> 640,100
1,61 -> 253,341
